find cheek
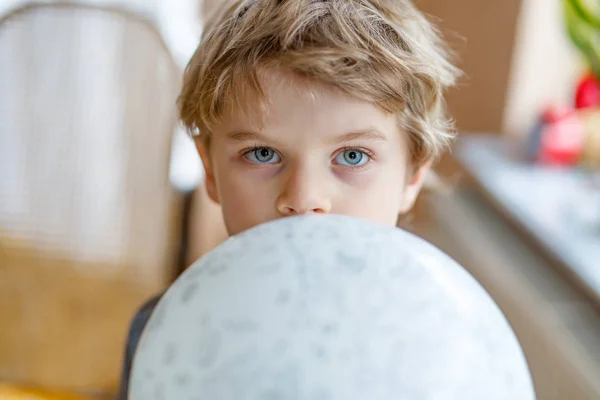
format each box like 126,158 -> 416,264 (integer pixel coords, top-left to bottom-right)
217,182 -> 265,235
333,166 -> 407,220
230,164 -> 279,194
336,163 -> 407,192
333,168 -> 370,187
214,163 -> 279,232
218,170 -> 271,208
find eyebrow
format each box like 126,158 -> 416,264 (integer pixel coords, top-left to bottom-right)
227,129 -> 388,145
226,131 -> 271,143
329,129 -> 388,145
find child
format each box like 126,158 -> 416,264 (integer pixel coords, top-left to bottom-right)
119,0 -> 459,397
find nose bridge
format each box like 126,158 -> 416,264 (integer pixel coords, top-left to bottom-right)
278,160 -> 330,214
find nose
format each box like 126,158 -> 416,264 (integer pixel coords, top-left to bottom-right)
276,163 -> 332,216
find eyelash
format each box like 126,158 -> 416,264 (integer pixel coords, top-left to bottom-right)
336,146 -> 375,168
240,145 -> 374,168
240,145 -> 282,159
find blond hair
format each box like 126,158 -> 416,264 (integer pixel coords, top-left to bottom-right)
179,0 -> 460,166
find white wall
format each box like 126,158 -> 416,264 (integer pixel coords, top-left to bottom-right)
503,0 -> 584,137
1,0 -> 202,68
0,0 -> 204,191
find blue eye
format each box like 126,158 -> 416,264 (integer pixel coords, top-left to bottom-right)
334,149 -> 369,167
244,147 -> 281,164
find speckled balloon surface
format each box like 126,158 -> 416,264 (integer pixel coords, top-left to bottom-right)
130,215 -> 535,400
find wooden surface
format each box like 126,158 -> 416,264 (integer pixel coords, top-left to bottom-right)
0,382 -> 95,399
454,135 -> 600,309
0,243 -> 167,395
425,189 -> 600,399
415,0 -> 521,134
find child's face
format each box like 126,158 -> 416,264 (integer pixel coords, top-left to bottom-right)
198,69 -> 430,236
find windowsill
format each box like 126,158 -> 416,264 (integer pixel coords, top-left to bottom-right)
453,134 -> 600,307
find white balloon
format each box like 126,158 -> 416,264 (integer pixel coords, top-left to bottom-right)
130,215 -> 535,400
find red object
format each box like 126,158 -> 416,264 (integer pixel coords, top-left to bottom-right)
538,110 -> 586,166
575,74 -> 600,109
542,105 -> 574,123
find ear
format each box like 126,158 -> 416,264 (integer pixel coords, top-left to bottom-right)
195,138 -> 220,205
398,160 -> 433,214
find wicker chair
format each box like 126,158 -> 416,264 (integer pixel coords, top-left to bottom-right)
0,2 -> 183,396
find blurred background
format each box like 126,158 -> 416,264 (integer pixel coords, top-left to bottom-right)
0,0 -> 599,399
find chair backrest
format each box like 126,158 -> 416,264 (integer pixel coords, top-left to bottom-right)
0,2 -> 183,394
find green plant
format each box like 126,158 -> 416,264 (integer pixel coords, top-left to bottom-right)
565,0 -> 600,77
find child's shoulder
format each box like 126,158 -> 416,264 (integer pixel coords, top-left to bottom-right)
119,294 -> 163,400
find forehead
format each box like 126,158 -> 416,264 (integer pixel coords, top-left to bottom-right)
219,67 -> 401,138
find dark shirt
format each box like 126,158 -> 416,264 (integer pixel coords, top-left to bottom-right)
118,294 -> 162,400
